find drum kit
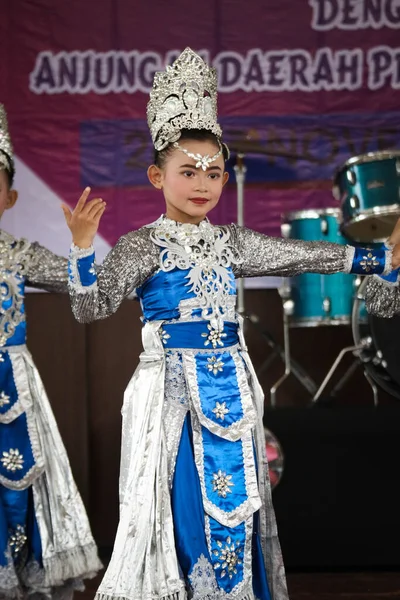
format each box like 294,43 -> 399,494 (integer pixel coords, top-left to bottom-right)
232,146 -> 400,413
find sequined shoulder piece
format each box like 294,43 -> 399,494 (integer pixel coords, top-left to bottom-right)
0,231 -> 33,277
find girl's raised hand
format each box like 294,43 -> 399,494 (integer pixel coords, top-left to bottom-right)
387,217 -> 400,269
62,187 -> 106,249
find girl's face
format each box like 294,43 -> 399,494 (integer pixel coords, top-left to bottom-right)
147,139 -> 229,224
0,169 -> 17,220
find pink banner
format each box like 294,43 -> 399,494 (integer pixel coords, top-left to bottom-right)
1,0 -> 400,245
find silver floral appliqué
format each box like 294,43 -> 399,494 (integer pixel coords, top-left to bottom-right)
1,449 -> 24,471
207,356 -> 224,375
212,401 -> 229,421
213,537 -> 243,579
212,470 -> 234,497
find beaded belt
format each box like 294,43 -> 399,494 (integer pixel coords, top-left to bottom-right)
160,321 -> 239,350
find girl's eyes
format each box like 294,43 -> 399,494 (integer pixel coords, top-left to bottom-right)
181,171 -> 220,179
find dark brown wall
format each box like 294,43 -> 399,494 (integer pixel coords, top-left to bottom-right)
25,290 -> 397,557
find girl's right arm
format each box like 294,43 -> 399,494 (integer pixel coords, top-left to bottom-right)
62,188 -> 156,323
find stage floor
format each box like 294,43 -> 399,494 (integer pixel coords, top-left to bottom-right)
79,571 -> 400,599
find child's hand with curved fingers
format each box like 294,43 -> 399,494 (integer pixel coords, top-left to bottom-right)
62,187 -> 106,249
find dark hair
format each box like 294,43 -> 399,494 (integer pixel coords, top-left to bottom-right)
154,129 -> 229,168
0,150 -> 14,188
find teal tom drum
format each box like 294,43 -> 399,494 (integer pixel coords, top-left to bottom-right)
333,150 -> 400,243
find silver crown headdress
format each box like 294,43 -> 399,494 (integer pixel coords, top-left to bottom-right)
147,48 -> 222,151
0,104 -> 13,173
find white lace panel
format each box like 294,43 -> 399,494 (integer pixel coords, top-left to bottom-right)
163,351 -> 189,486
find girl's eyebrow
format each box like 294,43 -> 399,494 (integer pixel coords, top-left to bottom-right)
179,163 -> 222,171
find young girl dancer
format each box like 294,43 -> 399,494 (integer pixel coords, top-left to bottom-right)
63,49 -> 400,600
0,104 -> 102,598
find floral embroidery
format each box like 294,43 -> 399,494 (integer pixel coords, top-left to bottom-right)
0,232 -> 29,346
207,356 -> 224,375
160,329 -> 171,345
9,525 -> 27,557
0,391 -> 10,408
212,401 -> 229,421
201,325 -> 227,348
151,217 -> 242,329
212,537 -> 243,579
360,251 -> 379,273
212,470 -> 234,497
1,449 -> 24,471
188,554 -> 220,598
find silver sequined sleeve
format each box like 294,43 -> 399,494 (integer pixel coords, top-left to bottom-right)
69,229 -> 159,323
365,276 -> 400,318
26,242 -> 68,292
228,225 -> 354,277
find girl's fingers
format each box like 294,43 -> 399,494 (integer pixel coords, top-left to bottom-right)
85,198 -> 106,217
74,187 -> 91,213
92,204 -> 106,223
389,217 -> 400,245
61,203 -> 72,226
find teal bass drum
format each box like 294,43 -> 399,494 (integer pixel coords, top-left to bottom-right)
333,150 -> 400,243
281,208 -> 362,327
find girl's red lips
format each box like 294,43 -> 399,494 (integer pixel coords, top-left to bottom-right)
190,198 -> 209,203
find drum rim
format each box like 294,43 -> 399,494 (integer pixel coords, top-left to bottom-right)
333,149 -> 400,184
341,204 -> 400,242
282,207 -> 341,222
352,277 -> 400,400
289,315 -> 351,327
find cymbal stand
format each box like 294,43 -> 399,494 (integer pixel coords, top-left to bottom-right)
312,278 -> 380,406
232,154 -> 318,402
234,154 -> 246,314
269,281 -> 319,407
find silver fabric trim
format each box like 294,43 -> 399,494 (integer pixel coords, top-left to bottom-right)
190,411 -> 261,529
97,321 -> 185,600
239,348 -> 289,600
344,245 -> 355,274
0,547 -> 20,597
188,554 -> 220,599
24,346 -> 102,584
68,244 -> 97,293
164,351 -> 189,486
0,349 -> 45,489
182,351 -> 257,442
179,297 -> 236,323
203,515 -> 254,600
384,246 -> 393,275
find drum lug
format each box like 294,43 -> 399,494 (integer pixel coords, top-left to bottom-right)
320,218 -> 328,234
283,299 -> 295,316
346,169 -> 356,185
373,350 -> 388,369
281,223 -> 291,238
332,185 -> 341,201
349,194 -> 360,210
322,297 -> 331,315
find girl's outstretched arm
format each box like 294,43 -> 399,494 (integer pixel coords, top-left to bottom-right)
228,225 -> 394,278
62,188 -> 158,323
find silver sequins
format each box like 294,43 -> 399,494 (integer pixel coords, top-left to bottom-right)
213,537 -> 242,579
1,449 -> 24,471
212,470 -> 234,497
